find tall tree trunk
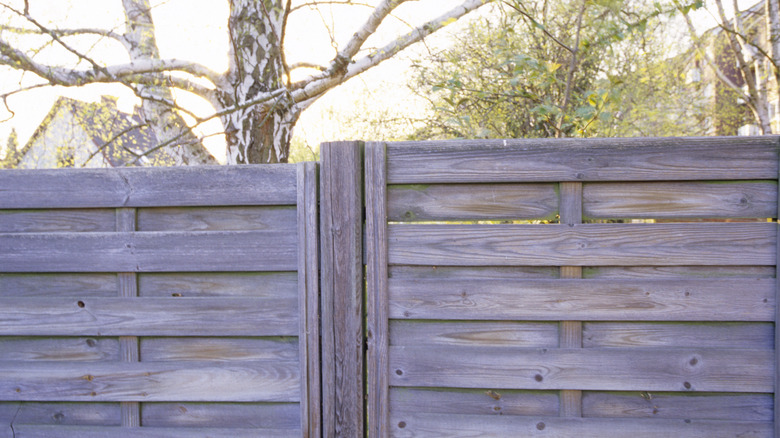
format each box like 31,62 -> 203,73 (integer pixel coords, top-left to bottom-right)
221,0 -> 295,164
122,0 -> 217,165
767,0 -> 780,133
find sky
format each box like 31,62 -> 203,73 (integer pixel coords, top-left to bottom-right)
0,0 -> 765,163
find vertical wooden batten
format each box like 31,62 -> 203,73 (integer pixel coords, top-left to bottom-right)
319,141 -> 364,436
775,140 -> 780,438
298,162 -> 321,437
116,207 -> 140,428
559,182 -> 583,418
365,142 -> 390,438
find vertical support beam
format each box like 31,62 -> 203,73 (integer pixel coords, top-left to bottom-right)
365,142 -> 389,438
116,207 -> 140,428
559,182 -> 583,418
320,141 -> 364,437
775,144 -> 780,438
298,162 -> 321,438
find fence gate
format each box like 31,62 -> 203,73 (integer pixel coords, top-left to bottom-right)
362,137 -> 780,437
0,164 -> 320,437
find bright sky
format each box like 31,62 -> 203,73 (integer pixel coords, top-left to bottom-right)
0,0 -> 764,163
0,0 -> 471,163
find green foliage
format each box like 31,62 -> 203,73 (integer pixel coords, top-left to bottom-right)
408,0 -> 706,140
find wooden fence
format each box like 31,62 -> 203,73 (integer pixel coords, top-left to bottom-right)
2,136 -> 780,437
0,164 -> 320,437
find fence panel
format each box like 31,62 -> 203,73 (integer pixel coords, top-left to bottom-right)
0,164 -> 320,437
365,136 -> 780,437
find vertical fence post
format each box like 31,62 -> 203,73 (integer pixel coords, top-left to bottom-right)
319,141 -> 364,437
365,142 -> 389,438
775,141 -> 780,438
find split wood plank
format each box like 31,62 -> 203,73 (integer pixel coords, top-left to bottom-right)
365,142 -> 390,438
0,361 -> 300,402
0,297 -> 298,336
0,230 -> 298,272
388,223 -> 777,266
386,136 -> 780,183
584,181 -> 778,219
389,278 -> 776,321
389,346 -> 774,392
0,165 -> 297,209
387,183 -> 558,221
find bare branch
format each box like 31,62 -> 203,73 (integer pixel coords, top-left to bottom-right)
290,61 -> 327,71
501,0 -> 573,53
289,1 -> 376,13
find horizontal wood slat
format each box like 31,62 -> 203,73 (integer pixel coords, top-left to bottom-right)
389,278 -> 775,321
583,181 -> 778,219
582,392 -> 773,421
0,337 -> 120,362
387,183 -> 558,221
389,346 -> 773,392
390,387 -> 559,417
388,223 -> 776,266
140,338 -> 299,362
0,165 -> 297,209
137,206 -> 297,232
0,298 -> 298,336
0,209 -> 116,233
389,321 -> 559,348
0,361 -> 300,402
4,425 -> 300,438
140,402 -> 300,428
582,322 -> 775,349
387,413 -> 773,437
138,272 -> 297,298
0,230 -> 298,272
386,136 -> 780,183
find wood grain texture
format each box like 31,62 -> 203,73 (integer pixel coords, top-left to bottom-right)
387,413 -> 772,437
140,402 -> 300,428
387,183 -> 557,221
0,337 -> 119,362
390,388 -> 559,417
390,278 -> 775,321
0,274 -> 117,297
116,207 -> 140,428
6,425 -> 300,437
137,206 -> 296,232
582,391 -> 773,421
388,223 -> 776,266
0,230 -> 298,272
0,361 -> 300,402
138,272 -> 297,298
319,141 -> 364,437
365,142 -> 390,438
0,297 -> 298,336
297,161 -> 321,438
0,402 -> 120,426
0,209 -> 115,233
389,321 -> 559,348
583,322 -> 775,349
385,136 -> 780,183
583,181 -> 778,219
0,165 -> 297,209
140,338 -> 298,362
582,266 -> 777,279
389,346 -> 773,392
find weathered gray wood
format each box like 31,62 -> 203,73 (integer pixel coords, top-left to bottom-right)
389,321 -> 559,348
583,322 -> 775,349
141,402 -> 300,428
8,425 -> 300,438
0,402 -> 120,426
0,361 -> 300,402
137,206 -> 297,232
390,278 -> 775,321
365,142 -> 390,438
0,230 -> 298,272
584,181 -> 778,219
138,272 -> 297,298
582,391 -> 773,421
116,207 -> 140,428
297,161 -> 320,438
386,136 -> 780,183
0,297 -> 298,336
0,209 -> 115,233
387,183 -> 558,221
390,388 -> 559,417
775,159 -> 780,437
0,165 -> 297,209
389,346 -> 773,392
319,141 -> 364,437
0,274 -> 117,297
140,338 -> 298,362
391,265 -> 559,281
387,412 -> 773,437
583,266 -> 777,279
388,223 -> 776,266
0,338 -> 119,362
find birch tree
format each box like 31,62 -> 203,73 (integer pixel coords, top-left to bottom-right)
0,0 -> 491,164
